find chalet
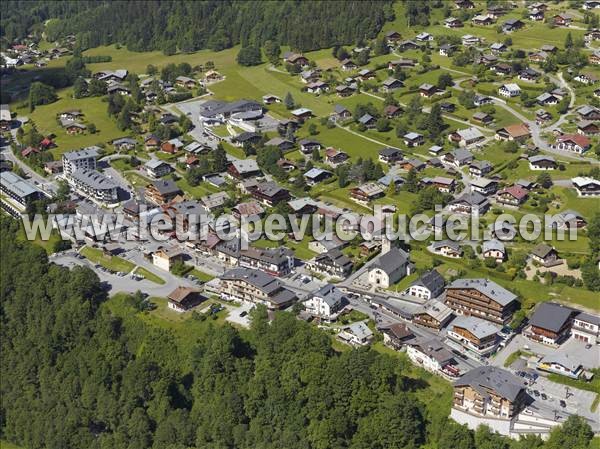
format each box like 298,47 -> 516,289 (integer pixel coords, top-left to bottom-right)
350,183 -> 385,204
265,137 -> 295,152
448,192 -> 490,216
518,68 -> 540,82
403,132 -> 424,147
576,105 -> 600,121
474,95 -> 493,107
541,44 -> 558,53
283,52 -> 309,67
453,367 -> 526,423
288,197 -> 318,215
152,247 -> 184,271
340,58 -> 357,71
396,40 -> 420,52
493,63 -> 512,76
21,147 -> 40,158
423,176 -> 456,193
469,160 -> 493,178
112,137 -> 137,151
335,84 -> 355,97
489,43 -> 507,54
440,102 -> 455,113
358,68 -> 376,80
325,148 -> 349,167
220,268 -> 297,310
381,78 -> 403,92
332,104 -> 352,121
303,168 -> 333,186
0,104 -> 11,131
367,247 -> 410,288
572,177 -> 600,196
299,139 -> 322,155
478,54 -> 498,66
526,302 -> 575,346
383,104 -> 402,118
400,158 -> 425,171
107,83 -> 131,96
449,316 -> 501,357
584,0 -> 600,9
572,312 -> 600,344
232,201 -> 265,221
175,76 -> 197,89
472,111 -> 493,125
94,69 -> 128,82
338,322 -> 374,346
416,32 -> 433,42
589,51 -> 600,65
144,134 -> 161,150
430,240 -> 462,258
412,300 -> 454,330
232,131 -> 262,147
144,159 -> 173,178
385,30 -> 402,43
249,181 -> 291,206
482,239 -> 506,263
429,145 -> 444,156
529,2 -> 548,11
529,9 -> 544,20
358,113 -> 377,129
574,73 -> 599,85
387,59 -> 417,70
62,121 -> 86,134
307,250 -> 353,280
228,159 -> 262,179
495,123 -> 530,142
443,148 -> 474,167
470,178 -> 498,196
167,287 -> 205,312
448,128 -> 484,148
503,19 -> 524,32
378,147 -> 403,165
584,29 -> 600,43
536,92 -> 558,105
445,17 -> 464,28
530,243 -> 559,266
262,94 -> 281,104
498,83 -> 521,97
487,4 -> 506,18
553,13 -> 572,27
472,15 -> 494,26
496,185 -> 528,206
304,284 -> 347,320
290,108 -> 313,122
406,338 -> 459,378
59,109 -> 83,121
528,155 -> 557,170
577,120 -> 600,136
529,50 -> 549,63
419,83 -> 439,98
555,134 -> 591,154
551,210 -> 587,230
160,141 -> 178,154
407,270 -> 445,300
461,35 -> 480,47
380,323 -> 415,350
536,109 -> 552,124
306,81 -> 329,94
445,278 -> 519,325
43,160 -> 63,175
455,0 -> 474,8
439,44 -> 457,57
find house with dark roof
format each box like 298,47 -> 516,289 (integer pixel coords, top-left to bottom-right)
525,302 -> 576,346
304,284 -> 347,321
530,243 -> 559,266
378,147 -> 403,165
367,247 -> 410,288
407,270 -> 445,300
380,323 -> 415,350
249,181 -> 291,206
528,155 -> 557,170
406,338 -> 459,378
145,179 -> 183,205
307,249 -> 354,279
167,287 -> 206,312
448,191 -> 490,216
445,279 -> 519,325
452,367 -> 527,421
220,267 -> 297,309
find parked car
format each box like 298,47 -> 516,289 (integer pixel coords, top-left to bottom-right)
533,390 -> 540,397
559,400 -> 566,408
541,393 -> 547,400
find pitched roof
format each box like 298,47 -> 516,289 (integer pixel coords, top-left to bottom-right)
530,302 -> 574,333
452,316 -> 500,339
371,247 -> 409,275
447,278 -> 518,306
456,366 -> 524,402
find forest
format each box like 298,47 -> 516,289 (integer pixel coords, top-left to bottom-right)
2,0 -> 394,53
0,216 -> 596,449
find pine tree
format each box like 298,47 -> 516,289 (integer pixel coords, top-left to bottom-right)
284,92 -> 295,110
404,168 -> 419,193
426,103 -> 444,138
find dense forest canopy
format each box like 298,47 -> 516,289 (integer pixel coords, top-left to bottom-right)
2,0 -> 394,53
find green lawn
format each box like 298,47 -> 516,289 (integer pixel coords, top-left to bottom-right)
135,267 -> 166,285
80,246 -> 135,273
0,440 -> 24,449
176,178 -> 219,199
189,268 -> 215,282
16,88 -> 125,158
